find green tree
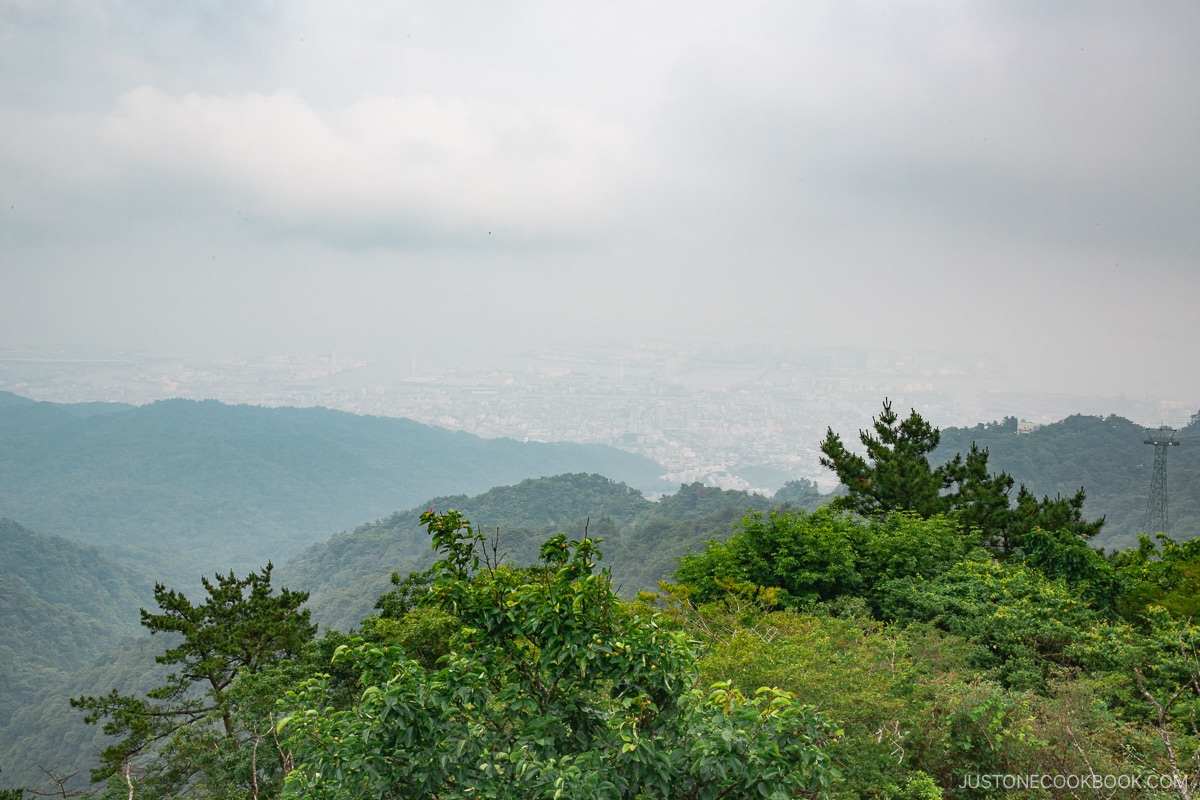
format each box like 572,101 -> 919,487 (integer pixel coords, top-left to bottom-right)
772,478 -> 827,511
72,564 -> 316,799
280,510 -> 837,799
657,585 -> 1150,800
673,508 -> 978,615
879,558 -> 1101,693
993,484 -> 1103,558
1126,610 -> 1200,800
674,508 -> 862,608
1116,534 -> 1200,623
820,399 -> 1102,556
1022,525 -> 1120,611
819,399 -> 948,518
1071,607 -> 1200,800
359,565 -> 457,670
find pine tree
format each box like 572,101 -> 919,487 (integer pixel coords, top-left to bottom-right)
819,398 -> 947,517
72,564 -> 316,799
820,399 -> 1102,556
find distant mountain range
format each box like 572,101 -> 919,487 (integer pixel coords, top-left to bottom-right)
0,391 -> 673,586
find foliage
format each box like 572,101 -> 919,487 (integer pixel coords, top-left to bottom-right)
878,558 -> 1104,693
425,473 -> 655,529
851,513 -> 982,612
280,510 -> 837,799
1125,609 -> 1200,790
1069,608 -> 1200,797
673,508 -> 978,614
1114,534 -> 1200,623
937,413 -> 1197,553
11,398 -> 1200,799
71,564 -> 316,798
0,519 -> 150,789
664,596 -> 928,798
772,478 -> 828,511
371,565 -> 437,619
1022,526 -> 1120,611
819,399 -> 949,518
651,482 -> 775,521
658,592 -> 1152,800
820,400 -> 1106,557
675,508 -> 862,608
280,475 -> 797,630
995,485 -> 1104,560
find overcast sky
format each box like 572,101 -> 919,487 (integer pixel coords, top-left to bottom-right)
2,1 -> 1197,401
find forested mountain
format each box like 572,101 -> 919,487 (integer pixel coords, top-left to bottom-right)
0,636 -> 169,791
7,396 -> 1200,796
0,519 -> 156,786
0,390 -> 134,417
0,519 -> 150,714
277,473 -> 809,631
0,393 -> 672,587
937,413 -> 1200,551
0,476 -> 811,787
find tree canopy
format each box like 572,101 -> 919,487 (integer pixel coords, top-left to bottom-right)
279,510 -> 837,800
820,398 -> 1103,555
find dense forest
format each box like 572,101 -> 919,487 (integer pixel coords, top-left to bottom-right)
0,392 -> 672,587
0,520 -> 149,729
936,413 -> 1200,551
0,475 -> 813,787
278,473 -> 815,631
2,396 -> 1199,798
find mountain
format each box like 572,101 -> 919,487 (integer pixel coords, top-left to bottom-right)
0,518 -> 155,788
936,414 -> 1200,551
0,390 -> 133,417
0,476 -> 800,788
277,474 -> 797,631
0,395 -> 673,586
0,519 -> 150,712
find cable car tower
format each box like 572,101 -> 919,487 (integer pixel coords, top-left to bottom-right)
1144,426 -> 1180,535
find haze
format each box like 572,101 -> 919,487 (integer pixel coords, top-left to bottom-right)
2,1 -> 1198,406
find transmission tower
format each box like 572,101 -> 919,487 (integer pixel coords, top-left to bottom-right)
1144,426 -> 1179,535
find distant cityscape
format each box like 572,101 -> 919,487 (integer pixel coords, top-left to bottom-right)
1,342 -> 1190,494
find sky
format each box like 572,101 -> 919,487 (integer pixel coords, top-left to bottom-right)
2,1 -> 1198,402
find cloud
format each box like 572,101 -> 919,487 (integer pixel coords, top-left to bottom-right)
4,84 -> 638,248
640,1 -> 1200,264
1,1 -> 1198,400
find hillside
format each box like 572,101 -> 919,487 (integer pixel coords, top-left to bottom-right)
0,634 -> 170,792
0,518 -> 155,787
7,401 -> 1197,789
0,477 -> 807,787
0,519 -> 150,712
0,393 -> 673,586
936,413 -> 1200,551
277,474 -> 806,631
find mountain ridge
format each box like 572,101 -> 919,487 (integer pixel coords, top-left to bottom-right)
0,394 -> 673,586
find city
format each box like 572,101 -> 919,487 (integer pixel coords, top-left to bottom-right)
1,341 -> 1185,495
